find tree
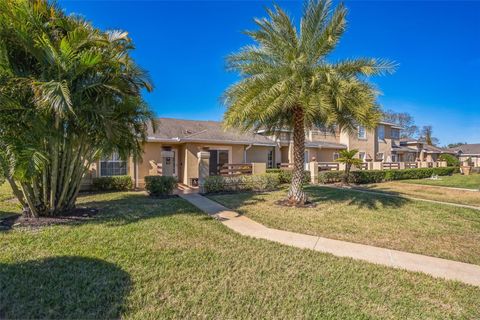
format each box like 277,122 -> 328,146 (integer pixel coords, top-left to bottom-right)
439,154 -> 460,167
446,142 -> 466,149
223,0 -> 395,204
419,126 -> 439,146
382,110 -> 418,139
336,149 -> 362,185
0,0 -> 154,216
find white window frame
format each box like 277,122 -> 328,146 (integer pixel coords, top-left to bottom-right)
358,126 -> 366,139
391,128 -> 400,140
377,152 -> 384,162
333,152 -> 340,161
358,152 -> 366,162
267,150 -> 274,169
377,125 -> 385,140
100,152 -> 127,177
391,154 -> 398,162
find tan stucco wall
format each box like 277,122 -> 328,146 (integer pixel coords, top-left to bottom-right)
280,147 -> 289,164
246,146 -> 275,165
316,149 -> 339,162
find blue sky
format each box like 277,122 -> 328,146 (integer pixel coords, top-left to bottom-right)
59,0 -> 479,145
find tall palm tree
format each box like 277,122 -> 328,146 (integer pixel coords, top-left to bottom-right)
0,0 -> 153,216
223,0 -> 395,204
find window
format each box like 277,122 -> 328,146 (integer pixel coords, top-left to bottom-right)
357,126 -> 366,139
391,154 -> 398,162
358,152 -> 366,162
377,125 -> 385,140
100,153 -> 127,176
333,152 -> 340,161
267,150 -> 274,169
376,153 -> 384,161
391,128 -> 400,139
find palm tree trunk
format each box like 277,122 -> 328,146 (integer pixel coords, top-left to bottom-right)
287,107 -> 307,205
343,163 -> 351,185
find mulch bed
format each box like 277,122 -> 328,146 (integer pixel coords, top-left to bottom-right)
0,207 -> 99,231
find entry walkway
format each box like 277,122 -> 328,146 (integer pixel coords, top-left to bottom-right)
179,192 -> 480,287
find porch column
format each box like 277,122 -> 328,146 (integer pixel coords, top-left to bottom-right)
197,151 -> 210,192
252,163 -> 266,175
309,161 -> 318,184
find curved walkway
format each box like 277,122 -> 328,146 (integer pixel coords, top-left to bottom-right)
179,193 -> 480,287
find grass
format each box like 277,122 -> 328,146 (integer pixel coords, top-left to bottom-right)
209,186 -> 480,265
401,173 -> 480,190
0,183 -> 21,218
360,181 -> 480,207
1,189 -> 480,318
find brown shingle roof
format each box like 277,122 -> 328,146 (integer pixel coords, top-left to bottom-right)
146,118 -> 277,146
449,144 -> 480,155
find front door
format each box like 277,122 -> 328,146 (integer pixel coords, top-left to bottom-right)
161,149 -> 177,177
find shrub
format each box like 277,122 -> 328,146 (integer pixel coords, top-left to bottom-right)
266,169 -> 310,184
203,174 -> 280,193
318,167 -> 456,184
439,154 -> 460,167
144,176 -> 177,196
92,176 -> 133,191
318,171 -> 344,184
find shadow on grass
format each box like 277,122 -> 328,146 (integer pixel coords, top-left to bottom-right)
1,192 -> 201,231
305,185 -> 411,210
0,256 -> 131,319
77,193 -> 200,227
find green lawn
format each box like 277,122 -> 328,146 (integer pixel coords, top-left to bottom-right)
0,183 -> 21,218
360,182 -> 480,207
1,190 -> 480,318
401,173 -> 480,190
210,186 -> 480,265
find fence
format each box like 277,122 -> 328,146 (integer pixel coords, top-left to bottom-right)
219,163 -> 253,176
405,162 -> 418,169
381,162 -> 400,170
318,162 -> 340,171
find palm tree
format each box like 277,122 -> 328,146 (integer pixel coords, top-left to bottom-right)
336,149 -> 362,185
0,0 -> 153,216
223,0 -> 395,204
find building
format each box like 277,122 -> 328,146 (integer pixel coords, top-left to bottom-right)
84,118 -> 412,188
448,144 -> 480,167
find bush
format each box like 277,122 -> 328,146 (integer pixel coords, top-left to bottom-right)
439,154 -> 460,167
318,171 -> 344,184
318,167 -> 456,184
144,176 -> 177,196
92,175 -> 133,191
203,174 -> 280,193
266,169 -> 310,184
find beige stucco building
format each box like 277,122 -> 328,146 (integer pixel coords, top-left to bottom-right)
83,118 -> 441,188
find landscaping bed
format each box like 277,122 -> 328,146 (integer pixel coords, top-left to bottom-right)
1,190 -> 480,318
209,185 -> 480,265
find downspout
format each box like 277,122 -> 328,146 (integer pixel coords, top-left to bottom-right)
244,144 -> 252,163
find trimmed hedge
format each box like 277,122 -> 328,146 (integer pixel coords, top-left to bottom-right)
92,175 -> 133,191
144,176 -> 177,196
266,169 -> 311,184
203,174 -> 280,194
318,167 -> 456,184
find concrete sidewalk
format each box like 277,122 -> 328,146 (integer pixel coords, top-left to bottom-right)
179,193 -> 480,287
